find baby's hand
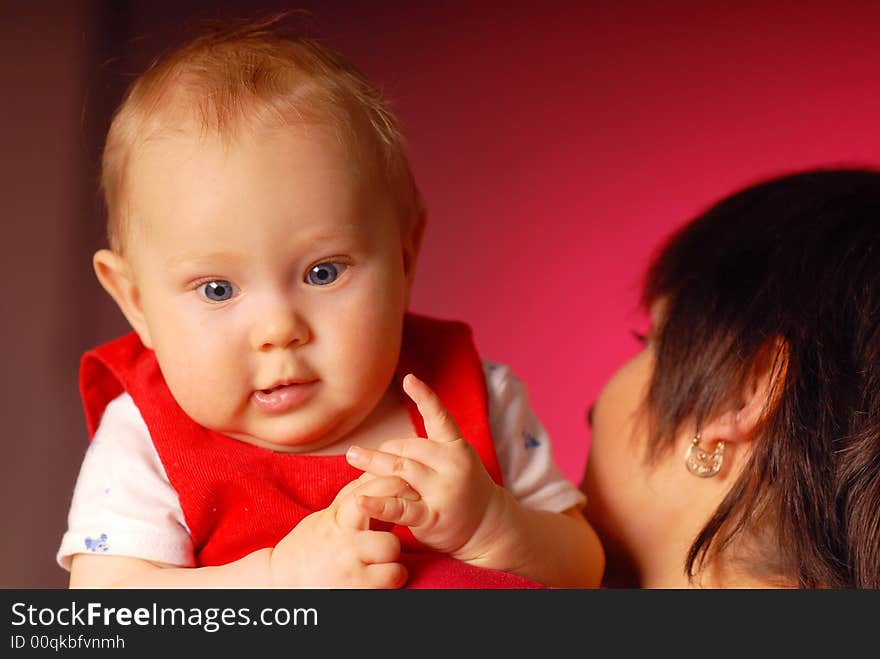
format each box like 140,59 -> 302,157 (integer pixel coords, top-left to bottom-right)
268,473 -> 415,588
345,374 -> 509,564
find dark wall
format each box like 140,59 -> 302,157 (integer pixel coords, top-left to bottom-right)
2,0 -> 108,589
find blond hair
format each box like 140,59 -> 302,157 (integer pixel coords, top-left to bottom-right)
101,15 -> 421,252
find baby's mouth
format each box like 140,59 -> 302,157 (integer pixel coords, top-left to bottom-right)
252,381 -> 318,413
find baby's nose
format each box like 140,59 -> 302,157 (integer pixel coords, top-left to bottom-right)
250,305 -> 310,351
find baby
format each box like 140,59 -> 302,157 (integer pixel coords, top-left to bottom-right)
58,18 -> 604,588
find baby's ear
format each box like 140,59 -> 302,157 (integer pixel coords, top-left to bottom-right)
93,249 -> 153,348
402,204 -> 427,290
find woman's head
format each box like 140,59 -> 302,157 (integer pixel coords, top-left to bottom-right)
583,168 -> 880,588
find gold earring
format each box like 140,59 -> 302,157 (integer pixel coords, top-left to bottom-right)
684,433 -> 725,478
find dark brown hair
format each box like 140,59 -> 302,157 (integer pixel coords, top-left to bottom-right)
642,168 -> 880,587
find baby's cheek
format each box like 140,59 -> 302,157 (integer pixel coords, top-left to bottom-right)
163,354 -> 245,429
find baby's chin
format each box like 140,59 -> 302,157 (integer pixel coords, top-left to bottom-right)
221,428 -> 339,454
218,414 -> 363,454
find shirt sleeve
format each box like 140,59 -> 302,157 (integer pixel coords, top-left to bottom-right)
483,360 -> 586,513
56,392 -> 194,570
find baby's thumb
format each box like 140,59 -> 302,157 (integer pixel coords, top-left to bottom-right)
332,475 -> 372,530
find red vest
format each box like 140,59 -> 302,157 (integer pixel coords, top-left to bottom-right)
79,313 -> 542,588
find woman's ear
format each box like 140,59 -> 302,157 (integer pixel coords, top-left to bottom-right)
700,338 -> 787,446
93,249 -> 153,349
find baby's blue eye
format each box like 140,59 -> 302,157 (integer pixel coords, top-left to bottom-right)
306,263 -> 347,286
199,280 -> 237,302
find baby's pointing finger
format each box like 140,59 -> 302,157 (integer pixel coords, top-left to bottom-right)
352,474 -> 422,501
402,373 -> 461,443
347,445 -> 434,486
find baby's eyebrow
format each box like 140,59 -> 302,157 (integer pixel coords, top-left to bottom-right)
164,250 -> 241,270
305,225 -> 364,243
160,228 -> 366,272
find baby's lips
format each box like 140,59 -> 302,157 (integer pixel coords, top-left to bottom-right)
251,381 -> 318,413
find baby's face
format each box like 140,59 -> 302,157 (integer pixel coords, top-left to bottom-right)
123,124 -> 411,452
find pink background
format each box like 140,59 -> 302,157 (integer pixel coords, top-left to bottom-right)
3,0 -> 880,586
382,2 -> 880,482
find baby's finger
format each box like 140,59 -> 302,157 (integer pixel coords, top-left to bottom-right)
356,530 -> 402,565
352,474 -> 421,501
335,488 -> 372,530
329,473 -> 377,529
369,437 -> 453,474
331,471 -> 374,501
363,562 -> 408,589
357,494 -> 430,528
402,373 -> 461,442
336,474 -> 420,529
347,445 -> 434,486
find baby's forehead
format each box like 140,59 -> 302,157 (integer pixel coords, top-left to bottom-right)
131,108 -> 382,180
121,121 -> 400,246
135,73 -> 371,148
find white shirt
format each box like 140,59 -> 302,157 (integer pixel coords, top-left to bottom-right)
57,360 -> 584,569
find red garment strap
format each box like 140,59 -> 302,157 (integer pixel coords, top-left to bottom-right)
80,332 -> 147,439
396,313 -> 503,486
